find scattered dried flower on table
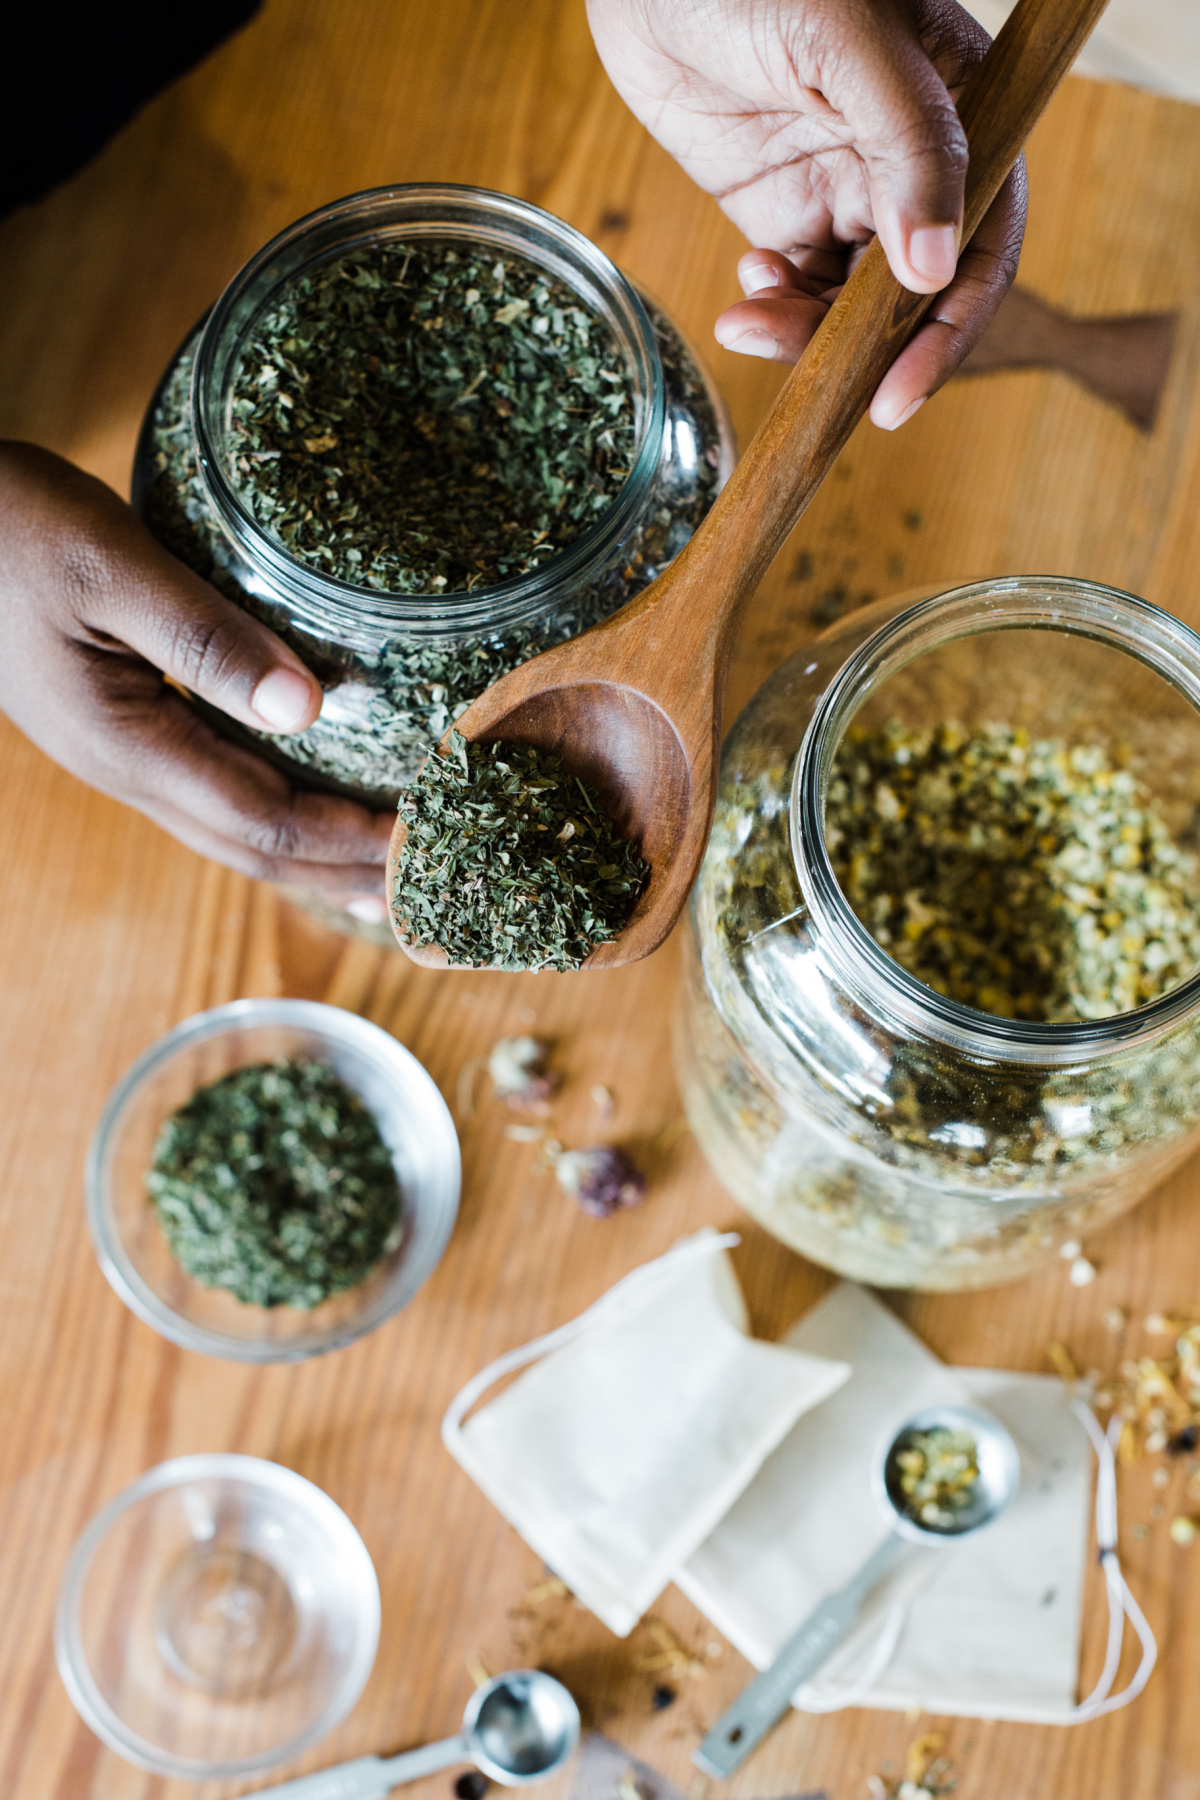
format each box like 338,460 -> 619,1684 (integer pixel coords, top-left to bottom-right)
553,1145 -> 646,1218
631,1618 -> 710,1681
591,1083 -> 615,1122
869,1732 -> 958,1800
488,1036 -> 559,1109
522,1575 -> 570,1606
1051,1318 -> 1200,1526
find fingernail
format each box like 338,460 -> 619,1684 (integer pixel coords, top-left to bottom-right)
346,896 -> 388,923
908,224 -> 957,285
741,261 -> 779,295
715,325 -> 778,360
252,666 -> 317,731
880,395 -> 927,432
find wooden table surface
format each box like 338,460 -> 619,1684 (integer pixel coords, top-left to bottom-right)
4,5 -> 1200,1797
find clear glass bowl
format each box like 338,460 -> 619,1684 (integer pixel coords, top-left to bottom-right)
86,998 -> 460,1359
55,1453 -> 380,1780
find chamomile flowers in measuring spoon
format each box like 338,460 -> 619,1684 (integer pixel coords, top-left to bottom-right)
695,1404 -> 1020,1777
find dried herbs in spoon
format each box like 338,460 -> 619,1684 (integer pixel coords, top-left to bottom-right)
392,731 -> 648,969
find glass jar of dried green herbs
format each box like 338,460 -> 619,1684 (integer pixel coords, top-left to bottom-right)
133,185 -> 732,923
677,578 -> 1200,1291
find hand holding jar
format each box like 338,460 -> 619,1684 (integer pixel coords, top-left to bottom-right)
0,441 -> 393,908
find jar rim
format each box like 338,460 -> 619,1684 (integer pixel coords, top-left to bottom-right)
191,183 -> 666,638
791,576 -> 1200,1064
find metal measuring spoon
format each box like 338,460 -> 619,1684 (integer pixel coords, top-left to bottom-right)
694,1404 -> 1020,1778
254,1669 -> 581,1800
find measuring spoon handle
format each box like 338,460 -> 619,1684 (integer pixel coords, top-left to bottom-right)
378,1733 -> 473,1785
243,1754 -> 400,1800
693,1536 -> 905,1779
244,1734 -> 470,1800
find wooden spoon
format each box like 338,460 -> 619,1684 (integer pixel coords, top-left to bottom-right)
390,0 -> 1110,970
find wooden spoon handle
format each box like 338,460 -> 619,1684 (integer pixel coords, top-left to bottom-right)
631,0 -> 1111,673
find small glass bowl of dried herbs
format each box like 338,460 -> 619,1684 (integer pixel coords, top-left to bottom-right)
86,999 -> 460,1361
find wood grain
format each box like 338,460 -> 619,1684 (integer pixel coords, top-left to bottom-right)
397,0 -> 1110,971
4,5 -> 1200,1800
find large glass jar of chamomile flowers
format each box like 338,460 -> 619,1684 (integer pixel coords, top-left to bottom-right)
676,578 -> 1200,1292
132,184 -> 733,928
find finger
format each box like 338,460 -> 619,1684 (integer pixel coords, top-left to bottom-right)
718,250 -> 841,362
13,448 -> 326,735
135,788 -> 391,900
819,2 -> 976,293
715,289 -> 835,363
77,667 -> 395,872
95,534 -> 326,736
869,160 -> 1026,428
737,247 -> 845,297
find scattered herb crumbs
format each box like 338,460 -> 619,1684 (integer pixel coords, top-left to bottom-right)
522,1575 -> 570,1605
146,1061 -> 402,1308
392,730 -> 647,969
827,722 -> 1200,1022
1059,1315 -> 1200,1461
869,1731 -> 957,1800
228,241 -> 638,593
631,1618 -> 711,1681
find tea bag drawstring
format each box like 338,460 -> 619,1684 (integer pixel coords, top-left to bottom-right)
1068,1400 -> 1157,1719
443,1231 -> 741,1447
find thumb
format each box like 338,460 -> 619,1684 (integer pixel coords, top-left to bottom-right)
120,544 -> 324,735
823,6 -> 971,293
35,451 -> 325,734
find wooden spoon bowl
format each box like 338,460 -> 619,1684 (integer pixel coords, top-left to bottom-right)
385,674 -> 694,969
388,0 -> 1110,971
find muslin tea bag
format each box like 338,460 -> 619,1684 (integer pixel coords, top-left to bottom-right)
680,1283 -> 1152,1722
442,1231 -> 850,1636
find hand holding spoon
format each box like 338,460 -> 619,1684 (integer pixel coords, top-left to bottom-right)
249,1669 -> 580,1800
693,1404 -> 1021,1778
389,0 -> 1111,970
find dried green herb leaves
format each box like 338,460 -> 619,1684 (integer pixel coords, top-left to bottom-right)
827,722 -> 1200,1022
392,731 -> 647,969
227,241 -> 638,592
146,1060 -> 402,1308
